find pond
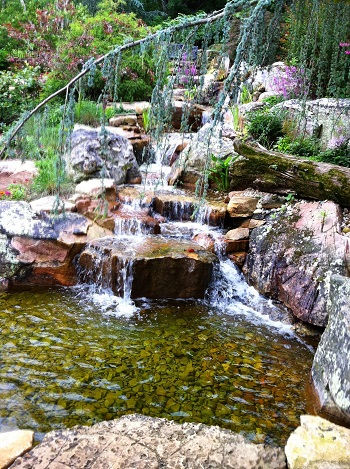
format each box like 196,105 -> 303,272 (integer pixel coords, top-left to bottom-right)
0,279 -> 314,446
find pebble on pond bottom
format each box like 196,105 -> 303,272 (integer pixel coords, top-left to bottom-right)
0,287 -> 314,446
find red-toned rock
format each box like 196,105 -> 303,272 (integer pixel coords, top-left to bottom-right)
0,160 -> 38,192
224,228 -> 250,253
192,233 -> 216,252
0,201 -> 112,289
244,201 -> 350,326
228,252 -> 247,269
78,236 -> 217,299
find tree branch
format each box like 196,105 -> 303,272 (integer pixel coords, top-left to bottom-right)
0,7 -> 231,157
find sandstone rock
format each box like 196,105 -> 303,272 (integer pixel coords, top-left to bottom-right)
11,414 -> 286,469
171,101 -> 210,132
225,227 -> 250,241
249,219 -> 266,229
74,178 -> 115,198
0,201 -> 112,289
109,114 -> 138,127
78,235 -> 217,299
30,196 -> 75,214
0,429 -> 33,469
243,201 -> 349,326
285,415 -> 350,469
192,232 -> 216,252
227,196 -> 259,217
311,275 -> 350,425
0,159 -> 38,192
66,125 -> 141,184
228,251 -> 247,269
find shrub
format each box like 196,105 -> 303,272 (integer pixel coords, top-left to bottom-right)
275,135 -> 320,157
32,150 -> 69,195
318,141 -> 350,168
0,67 -> 41,125
74,100 -> 117,126
270,65 -> 309,100
246,108 -> 285,148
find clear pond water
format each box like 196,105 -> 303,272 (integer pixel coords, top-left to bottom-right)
0,283 -> 314,446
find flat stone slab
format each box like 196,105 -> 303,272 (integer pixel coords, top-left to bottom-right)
78,235 -> 217,299
0,430 -> 33,469
11,415 -> 286,469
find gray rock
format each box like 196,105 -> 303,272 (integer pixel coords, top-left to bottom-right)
285,415 -> 350,469
11,414 -> 286,469
275,98 -> 350,150
243,201 -> 349,326
311,275 -> 350,425
168,123 -> 238,187
67,125 -> 141,183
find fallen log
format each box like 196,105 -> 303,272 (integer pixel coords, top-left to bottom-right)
232,140 -> 350,207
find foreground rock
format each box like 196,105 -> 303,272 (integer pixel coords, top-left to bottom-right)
244,200 -> 349,326
66,125 -> 141,184
78,235 -> 217,299
11,414 -> 286,469
311,275 -> 350,425
285,415 -> 350,469
0,430 -> 33,469
0,201 -> 111,290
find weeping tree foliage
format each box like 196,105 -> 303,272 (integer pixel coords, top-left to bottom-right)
0,0 -> 349,201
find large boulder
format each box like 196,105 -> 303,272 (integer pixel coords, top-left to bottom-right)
66,125 -> 141,184
0,200 -> 111,289
275,98 -> 350,150
243,201 -> 350,326
11,414 -> 286,469
78,235 -> 217,299
285,415 -> 350,469
311,275 -> 350,425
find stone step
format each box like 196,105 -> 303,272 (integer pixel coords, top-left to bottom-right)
78,235 -> 217,299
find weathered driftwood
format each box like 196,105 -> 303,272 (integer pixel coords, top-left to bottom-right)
232,140 -> 350,207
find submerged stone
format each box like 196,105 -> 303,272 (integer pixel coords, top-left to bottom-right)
78,235 -> 217,299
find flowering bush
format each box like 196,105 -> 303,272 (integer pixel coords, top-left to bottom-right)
0,67 -> 41,125
340,42 -> 350,55
270,65 -> 309,100
0,184 -> 26,200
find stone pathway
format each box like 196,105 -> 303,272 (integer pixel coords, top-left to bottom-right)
10,415 -> 286,469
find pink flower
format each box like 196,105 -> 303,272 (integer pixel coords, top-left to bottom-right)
5,191 -> 11,196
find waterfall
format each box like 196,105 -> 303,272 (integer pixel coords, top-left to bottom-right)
206,259 -> 294,332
